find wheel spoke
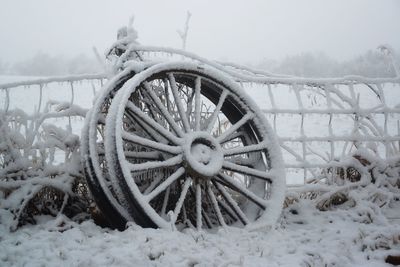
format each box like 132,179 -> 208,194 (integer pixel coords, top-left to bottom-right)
223,142 -> 267,156
143,174 -> 164,195
190,185 -> 212,229
160,186 -> 171,217
222,161 -> 273,183
202,209 -> 212,229
97,114 -> 106,125
128,111 -> 167,144
196,182 -> 202,230
194,77 -> 202,131
142,81 -> 185,137
97,145 -> 105,155
207,185 -> 226,227
206,90 -> 228,132
145,167 -> 185,201
122,131 -> 181,154
220,131 -> 245,144
168,73 -> 191,132
126,102 -> 182,145
181,205 -> 190,227
127,155 -> 182,172
144,98 -> 164,126
185,87 -> 195,123
217,172 -> 267,209
217,197 -> 239,222
123,151 -> 161,160
170,177 -> 192,224
162,78 -> 173,119
217,113 -> 254,143
225,156 -> 256,167
213,181 -> 249,225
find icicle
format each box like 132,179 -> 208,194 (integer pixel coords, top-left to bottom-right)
376,83 -> 386,104
294,84 -> 304,110
348,82 -> 356,107
67,82 -> 75,132
91,82 -> 97,98
69,82 -> 75,106
267,84 -> 276,109
398,120 -> 400,152
37,84 -> 43,113
5,88 -> 10,112
329,113 -> 334,160
300,115 -> 307,184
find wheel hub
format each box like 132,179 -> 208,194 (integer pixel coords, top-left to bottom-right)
183,132 -> 223,178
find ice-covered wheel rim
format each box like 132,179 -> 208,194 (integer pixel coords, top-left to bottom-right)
105,62 -> 285,230
81,67 -> 140,229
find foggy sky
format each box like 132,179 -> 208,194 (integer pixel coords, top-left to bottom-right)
1,0 -> 399,64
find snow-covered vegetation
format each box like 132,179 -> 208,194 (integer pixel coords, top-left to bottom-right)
1,156 -> 399,266
1,23 -> 400,266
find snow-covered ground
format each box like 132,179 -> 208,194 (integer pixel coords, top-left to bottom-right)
1,193 -> 399,266
1,74 -> 400,266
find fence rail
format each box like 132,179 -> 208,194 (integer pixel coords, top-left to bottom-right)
251,80 -> 400,184
1,46 -> 399,186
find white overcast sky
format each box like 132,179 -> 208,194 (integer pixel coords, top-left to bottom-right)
1,0 -> 399,64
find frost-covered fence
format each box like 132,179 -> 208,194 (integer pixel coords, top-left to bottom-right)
0,75 -> 106,159
0,75 -> 105,229
112,44 -> 400,185
251,79 -> 400,185
1,45 -> 399,201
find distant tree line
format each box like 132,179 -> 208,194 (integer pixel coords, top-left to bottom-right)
256,49 -> 400,78
0,52 -> 102,76
0,60 -> 9,74
0,49 -> 399,77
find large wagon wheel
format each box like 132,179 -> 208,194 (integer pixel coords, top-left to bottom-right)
81,68 -> 139,229
105,62 -> 285,230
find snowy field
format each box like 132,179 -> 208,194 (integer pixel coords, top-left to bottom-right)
1,74 -> 400,266
1,189 -> 400,266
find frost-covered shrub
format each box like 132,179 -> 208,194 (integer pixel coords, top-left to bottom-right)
329,148 -> 399,186
0,104 -> 90,231
285,147 -> 400,225
326,150 -> 380,184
